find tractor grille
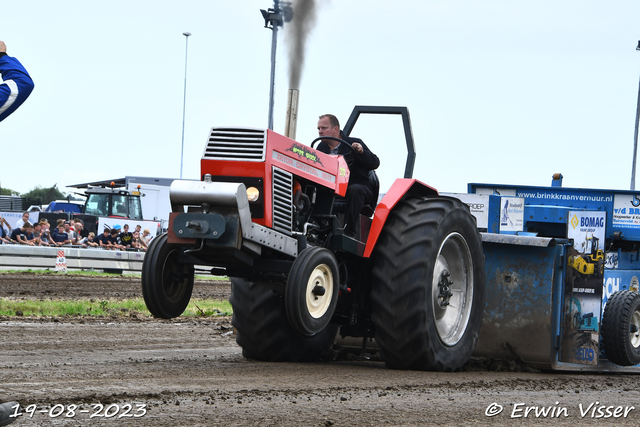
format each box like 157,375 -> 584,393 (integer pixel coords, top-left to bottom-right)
272,167 -> 293,235
202,127 -> 266,161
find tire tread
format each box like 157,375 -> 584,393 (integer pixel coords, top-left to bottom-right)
602,290 -> 640,366
230,278 -> 336,362
370,196 -> 485,371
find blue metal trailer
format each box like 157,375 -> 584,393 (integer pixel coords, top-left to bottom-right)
461,175 -> 640,372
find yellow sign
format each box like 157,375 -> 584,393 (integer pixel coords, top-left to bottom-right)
571,214 -> 579,229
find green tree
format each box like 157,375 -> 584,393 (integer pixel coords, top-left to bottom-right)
0,187 -> 20,196
21,184 -> 67,205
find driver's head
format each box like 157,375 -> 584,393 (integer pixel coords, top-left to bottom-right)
317,114 -> 341,140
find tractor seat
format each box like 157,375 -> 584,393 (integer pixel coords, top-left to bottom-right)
360,170 -> 380,217
333,170 -> 380,217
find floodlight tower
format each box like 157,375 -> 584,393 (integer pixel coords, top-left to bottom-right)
632,41 -> 640,190
180,32 -> 191,180
260,1 -> 292,130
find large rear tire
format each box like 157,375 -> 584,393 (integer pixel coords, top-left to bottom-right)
230,278 -> 337,362
602,290 -> 640,366
141,233 -> 194,319
371,196 -> 485,371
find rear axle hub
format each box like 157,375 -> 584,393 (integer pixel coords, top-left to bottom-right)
437,270 -> 454,308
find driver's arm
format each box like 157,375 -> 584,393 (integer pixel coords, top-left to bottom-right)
351,139 -> 380,171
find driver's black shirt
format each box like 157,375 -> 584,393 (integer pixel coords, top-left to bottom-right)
316,131 -> 380,187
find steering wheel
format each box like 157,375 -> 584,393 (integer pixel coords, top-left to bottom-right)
310,136 -> 356,166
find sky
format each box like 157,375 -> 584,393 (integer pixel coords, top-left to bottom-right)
2,0 -> 640,198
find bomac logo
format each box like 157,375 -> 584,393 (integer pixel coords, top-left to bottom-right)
286,143 -> 324,167
571,214 -> 579,229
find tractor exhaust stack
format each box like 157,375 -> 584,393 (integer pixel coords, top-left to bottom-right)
284,89 -> 299,140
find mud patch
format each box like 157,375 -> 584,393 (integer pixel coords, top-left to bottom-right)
2,273 -> 640,426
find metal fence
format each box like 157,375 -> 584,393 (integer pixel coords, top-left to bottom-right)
0,243 -> 145,272
0,196 -> 42,212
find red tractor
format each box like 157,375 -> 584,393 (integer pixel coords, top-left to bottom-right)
142,106 -> 485,371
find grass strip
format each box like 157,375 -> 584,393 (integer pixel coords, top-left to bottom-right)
0,297 -> 232,318
0,269 -> 229,281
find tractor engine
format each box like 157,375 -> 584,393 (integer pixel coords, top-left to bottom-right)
165,127 -> 350,272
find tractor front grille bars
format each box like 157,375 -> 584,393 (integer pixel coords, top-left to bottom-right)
272,167 -> 293,235
202,127 -> 266,161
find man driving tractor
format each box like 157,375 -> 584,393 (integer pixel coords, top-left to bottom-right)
315,114 -> 380,236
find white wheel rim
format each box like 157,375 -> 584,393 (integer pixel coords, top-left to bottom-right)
431,232 -> 474,346
305,263 -> 334,319
631,310 -> 640,348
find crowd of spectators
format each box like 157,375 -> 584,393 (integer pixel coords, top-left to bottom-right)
0,212 -> 153,251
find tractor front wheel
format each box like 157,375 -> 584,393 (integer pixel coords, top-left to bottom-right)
285,247 -> 339,336
230,278 -> 337,362
141,233 -> 194,319
371,196 -> 485,371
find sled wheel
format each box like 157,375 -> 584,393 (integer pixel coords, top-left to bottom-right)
285,247 -> 339,336
230,277 -> 337,362
371,196 -> 485,371
141,233 -> 194,319
602,290 -> 640,366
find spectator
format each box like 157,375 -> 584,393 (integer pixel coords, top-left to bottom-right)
32,222 -> 42,245
51,223 -> 70,245
85,232 -> 99,248
134,224 -> 142,235
14,212 -> 29,229
139,228 -> 152,250
9,221 -> 26,243
11,221 -> 35,246
76,234 -> 88,248
23,223 -> 37,245
119,224 -> 133,249
0,214 -> 11,235
131,230 -> 142,250
96,228 -> 111,249
64,221 -> 77,245
39,220 -> 53,246
0,222 -> 10,244
9,226 -> 19,243
0,40 -> 35,123
73,219 -> 87,239
107,228 -> 124,250
74,221 -> 87,248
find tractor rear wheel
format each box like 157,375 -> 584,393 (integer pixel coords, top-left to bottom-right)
141,233 -> 194,319
371,196 -> 485,371
230,278 -> 337,362
602,290 -> 640,366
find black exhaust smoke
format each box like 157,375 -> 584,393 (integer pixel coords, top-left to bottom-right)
286,0 -> 325,90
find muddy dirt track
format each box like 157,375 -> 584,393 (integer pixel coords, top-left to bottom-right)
1,273 -> 640,426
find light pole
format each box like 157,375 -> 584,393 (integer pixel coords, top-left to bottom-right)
180,32 -> 191,179
260,3 -> 282,131
631,40 -> 640,191
260,2 -> 292,130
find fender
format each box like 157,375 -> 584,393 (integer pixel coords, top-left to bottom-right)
364,178 -> 438,258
